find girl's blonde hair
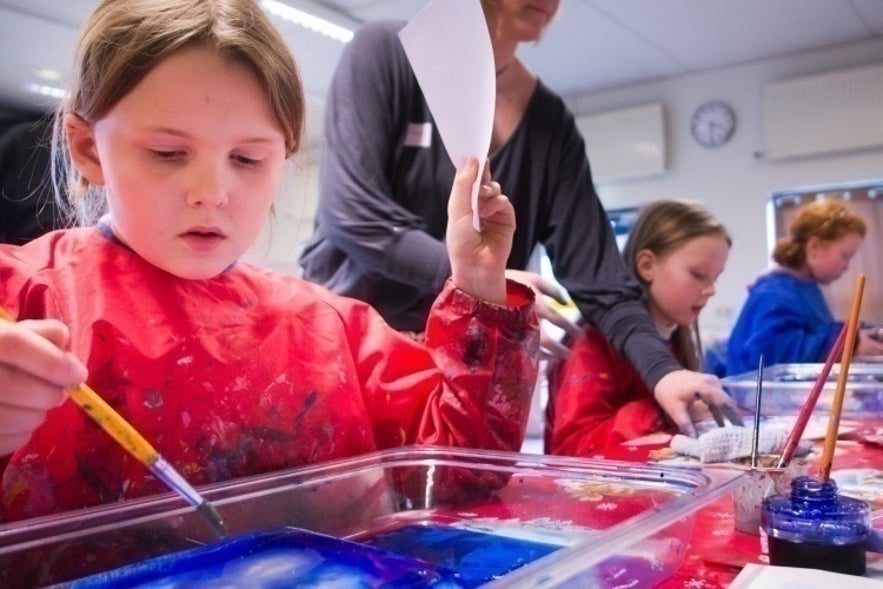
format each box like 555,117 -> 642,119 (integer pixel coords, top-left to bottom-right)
52,0 -> 305,224
623,199 -> 732,371
772,199 -> 866,270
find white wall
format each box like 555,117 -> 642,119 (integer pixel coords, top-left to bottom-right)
251,37 -> 883,344
247,150 -> 321,276
566,38 -> 883,342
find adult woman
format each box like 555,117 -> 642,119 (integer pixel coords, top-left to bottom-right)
726,199 -> 883,375
300,0 -> 738,436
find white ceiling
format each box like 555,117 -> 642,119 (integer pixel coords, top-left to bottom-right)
1,0 -> 882,146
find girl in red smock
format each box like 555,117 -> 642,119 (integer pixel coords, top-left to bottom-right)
546,200 -> 733,454
0,0 -> 538,523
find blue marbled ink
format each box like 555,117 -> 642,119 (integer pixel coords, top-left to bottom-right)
360,523 -> 562,588
63,528 -> 465,588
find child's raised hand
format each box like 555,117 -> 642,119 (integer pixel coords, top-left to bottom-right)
446,157 -> 515,305
0,319 -> 87,455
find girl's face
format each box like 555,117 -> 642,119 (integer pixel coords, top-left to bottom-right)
66,45 -> 287,279
638,235 -> 730,328
484,0 -> 560,42
806,232 -> 863,284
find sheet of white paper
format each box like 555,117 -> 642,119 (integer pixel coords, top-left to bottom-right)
730,563 -> 883,588
399,0 -> 495,232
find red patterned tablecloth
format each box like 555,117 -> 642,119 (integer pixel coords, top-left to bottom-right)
599,421 -> 883,588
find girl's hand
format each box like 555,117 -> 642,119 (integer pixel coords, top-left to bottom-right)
446,157 -> 515,305
654,369 -> 743,437
856,329 -> 883,357
0,319 -> 87,455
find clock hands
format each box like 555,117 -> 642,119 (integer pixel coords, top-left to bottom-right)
691,100 -> 736,147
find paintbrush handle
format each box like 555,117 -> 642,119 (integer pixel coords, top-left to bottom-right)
750,354 -> 764,468
0,306 -> 158,465
68,384 -> 159,466
72,387 -> 227,536
776,326 -> 847,468
0,305 -> 228,537
818,275 -> 865,481
65,387 -> 229,536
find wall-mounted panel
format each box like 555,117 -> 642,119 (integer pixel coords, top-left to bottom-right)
763,62 -> 883,159
576,103 -> 666,183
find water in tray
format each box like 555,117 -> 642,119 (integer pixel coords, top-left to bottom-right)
60,528 -> 465,588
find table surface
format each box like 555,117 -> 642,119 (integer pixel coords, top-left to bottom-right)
596,420 -> 883,588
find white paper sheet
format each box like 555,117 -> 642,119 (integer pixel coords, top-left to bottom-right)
399,0 -> 495,232
730,563 -> 883,587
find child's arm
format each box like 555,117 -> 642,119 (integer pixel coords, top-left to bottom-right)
549,329 -> 670,455
445,157 -> 514,305
0,318 -> 87,456
348,158 -> 537,456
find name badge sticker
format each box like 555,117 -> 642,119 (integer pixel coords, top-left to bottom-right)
403,122 -> 432,148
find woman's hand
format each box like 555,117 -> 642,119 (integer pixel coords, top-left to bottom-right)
654,369 -> 743,437
447,157 -> 515,305
504,269 -> 581,359
0,318 -> 87,455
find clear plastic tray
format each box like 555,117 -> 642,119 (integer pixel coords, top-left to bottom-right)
0,446 -> 740,588
722,362 -> 883,417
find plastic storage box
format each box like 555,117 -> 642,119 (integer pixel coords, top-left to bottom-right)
722,362 -> 883,418
0,446 -> 740,587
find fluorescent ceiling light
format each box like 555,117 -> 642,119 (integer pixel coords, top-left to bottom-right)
26,83 -> 67,100
31,67 -> 63,81
261,0 -> 354,43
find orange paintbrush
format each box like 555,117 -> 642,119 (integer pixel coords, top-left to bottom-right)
817,274 -> 865,481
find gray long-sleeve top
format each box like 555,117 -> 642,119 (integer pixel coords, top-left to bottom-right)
300,20 -> 680,389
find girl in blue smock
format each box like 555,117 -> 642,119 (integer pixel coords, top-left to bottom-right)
726,200 -> 883,375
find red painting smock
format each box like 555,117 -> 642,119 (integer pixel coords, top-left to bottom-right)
0,227 -> 538,521
546,328 -> 675,455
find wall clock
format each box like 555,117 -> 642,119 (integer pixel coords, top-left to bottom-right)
690,100 -> 736,148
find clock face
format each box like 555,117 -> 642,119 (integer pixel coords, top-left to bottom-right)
690,100 -> 736,148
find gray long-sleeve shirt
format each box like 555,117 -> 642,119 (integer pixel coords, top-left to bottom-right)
300,20 -> 680,389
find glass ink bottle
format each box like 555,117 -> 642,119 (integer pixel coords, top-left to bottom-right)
761,475 -> 870,575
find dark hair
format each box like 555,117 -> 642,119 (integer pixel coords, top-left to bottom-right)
52,0 -> 305,224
